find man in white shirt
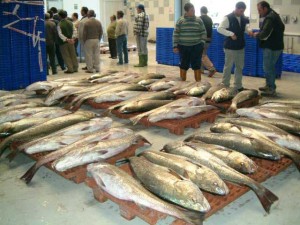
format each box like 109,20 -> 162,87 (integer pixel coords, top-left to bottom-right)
217,2 -> 252,92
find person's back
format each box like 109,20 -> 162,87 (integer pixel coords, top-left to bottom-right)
45,20 -> 57,46
200,14 -> 213,42
83,18 -> 103,42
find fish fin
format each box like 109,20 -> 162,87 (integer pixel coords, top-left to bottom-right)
6,150 -> 18,162
182,170 -> 191,179
290,153 -> 300,172
135,134 -> 152,145
167,168 -> 186,180
180,208 -> 205,225
184,142 -> 199,151
254,184 -> 279,213
20,163 -> 38,184
98,150 -> 108,155
184,135 -> 195,142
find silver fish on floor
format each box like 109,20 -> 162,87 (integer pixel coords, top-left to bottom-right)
185,141 -> 257,174
119,99 -> 173,114
129,156 -> 211,212
185,132 -> 281,161
0,110 -> 97,158
20,127 -> 135,183
87,162 -> 205,225
19,118 -> 113,154
259,118 -> 300,135
142,151 -> 229,195
227,89 -> 259,113
210,122 -> 300,171
224,118 -> 300,152
164,141 -> 279,213
52,134 -> 150,172
211,87 -> 236,103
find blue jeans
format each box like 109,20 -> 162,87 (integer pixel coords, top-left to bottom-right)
178,43 -> 204,70
263,48 -> 282,90
116,35 -> 128,64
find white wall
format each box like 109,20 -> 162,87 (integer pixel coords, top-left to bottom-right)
250,0 -> 300,54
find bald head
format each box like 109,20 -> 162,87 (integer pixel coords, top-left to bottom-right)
88,10 -> 96,18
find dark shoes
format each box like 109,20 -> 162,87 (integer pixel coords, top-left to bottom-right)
117,62 -> 123,65
82,66 -> 88,70
86,70 -> 94,73
261,89 -> 276,97
259,86 -> 269,91
112,57 -> 117,59
64,70 -> 73,74
237,87 -> 245,92
208,68 -> 217,77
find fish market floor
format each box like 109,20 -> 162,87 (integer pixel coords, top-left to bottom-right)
1,43 -> 300,225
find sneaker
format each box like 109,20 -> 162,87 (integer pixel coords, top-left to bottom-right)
208,69 -> 217,77
237,87 -> 245,92
259,86 -> 269,91
261,89 -> 276,97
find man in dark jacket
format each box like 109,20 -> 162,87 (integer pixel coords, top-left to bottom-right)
200,6 -> 216,77
254,1 -> 285,96
45,13 -> 57,75
57,10 -> 78,74
217,2 -> 252,92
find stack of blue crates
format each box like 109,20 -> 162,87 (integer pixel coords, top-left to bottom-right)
282,53 -> 300,73
156,28 -> 178,66
207,29 -> 225,72
243,34 -> 258,76
0,1 -> 46,91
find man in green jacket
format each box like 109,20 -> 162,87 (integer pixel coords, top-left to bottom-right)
57,10 -> 78,74
107,15 -> 117,59
173,3 -> 207,81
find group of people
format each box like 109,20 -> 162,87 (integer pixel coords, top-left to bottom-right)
45,1 -> 283,97
45,7 -> 102,75
173,1 -> 284,97
106,4 -> 149,67
45,4 -> 150,75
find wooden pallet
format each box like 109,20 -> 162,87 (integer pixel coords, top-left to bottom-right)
25,140 -> 146,184
87,99 -> 121,109
137,109 -> 220,135
206,96 -> 260,113
85,158 -> 276,225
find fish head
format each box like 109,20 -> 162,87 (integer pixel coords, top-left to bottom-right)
163,141 -> 186,152
174,180 -> 211,212
194,167 -> 229,195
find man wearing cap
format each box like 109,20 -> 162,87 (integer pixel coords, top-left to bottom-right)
133,4 -> 149,67
82,10 -> 103,73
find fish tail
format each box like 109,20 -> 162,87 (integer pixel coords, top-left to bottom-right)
0,140 -> 9,157
6,150 -> 18,162
181,209 -> 205,225
253,183 -> 278,213
227,104 -> 237,114
184,135 -> 194,142
290,153 -> 300,172
130,115 -> 143,125
20,163 -> 39,184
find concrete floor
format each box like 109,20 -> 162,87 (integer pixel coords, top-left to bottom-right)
0,43 -> 300,225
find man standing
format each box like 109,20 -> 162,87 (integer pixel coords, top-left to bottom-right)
217,2 -> 252,92
72,12 -> 79,56
173,3 -> 206,82
82,10 -> 103,73
78,7 -> 89,70
45,13 -> 57,75
133,4 -> 149,67
254,1 -> 285,96
115,10 -> 129,65
200,6 -> 217,78
107,15 -> 117,59
57,10 -> 78,74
